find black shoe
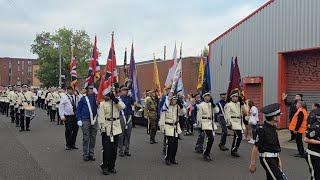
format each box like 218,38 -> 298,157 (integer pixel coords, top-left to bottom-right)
71,146 -> 78,149
203,155 -> 212,161
65,146 -> 71,150
16,125 -> 19,127
102,169 -> 109,175
19,129 -> 24,132
83,156 -> 90,161
288,139 -> 295,143
26,129 -> 30,131
150,140 -> 158,144
165,159 -> 171,166
219,145 -> 229,151
170,160 -> 178,165
119,153 -> 125,157
293,153 -> 305,158
195,149 -> 203,154
231,151 -> 240,157
89,156 -> 96,161
108,169 -> 117,174
125,152 -> 131,157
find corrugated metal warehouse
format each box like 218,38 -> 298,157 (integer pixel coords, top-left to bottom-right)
208,0 -> 320,128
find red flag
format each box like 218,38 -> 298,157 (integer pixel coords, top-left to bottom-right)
69,56 -> 78,90
97,32 -> 118,101
227,57 -> 241,96
85,35 -> 101,88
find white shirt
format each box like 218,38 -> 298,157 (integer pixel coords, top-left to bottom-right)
249,106 -> 259,125
37,90 -> 42,97
59,94 -> 79,119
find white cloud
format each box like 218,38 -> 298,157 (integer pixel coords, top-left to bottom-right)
0,0 -> 263,64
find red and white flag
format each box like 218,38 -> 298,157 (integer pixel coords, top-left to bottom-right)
69,56 -> 78,90
85,35 -> 101,88
97,32 -> 118,101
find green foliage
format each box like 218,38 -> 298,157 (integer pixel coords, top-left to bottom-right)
202,46 -> 209,57
31,28 -> 92,87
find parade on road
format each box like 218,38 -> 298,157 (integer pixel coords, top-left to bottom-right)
1,0 -> 320,180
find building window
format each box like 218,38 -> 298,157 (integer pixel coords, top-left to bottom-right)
9,62 -> 12,68
18,66 -> 20,71
18,60 -> 20,65
21,61 -> 24,69
28,60 -> 32,65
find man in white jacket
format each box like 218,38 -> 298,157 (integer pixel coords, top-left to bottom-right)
197,92 -> 219,161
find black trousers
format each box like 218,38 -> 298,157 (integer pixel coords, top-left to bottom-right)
40,99 -> 45,109
260,157 -> 284,180
50,109 -> 56,121
64,115 -> 78,147
195,129 -> 205,152
47,105 -> 51,116
10,105 -> 15,123
306,152 -> 320,180
20,109 -> 31,130
15,108 -> 20,126
165,136 -> 178,162
101,133 -> 119,170
4,102 -> 9,116
231,130 -> 242,152
218,116 -> 228,146
204,130 -> 214,156
56,108 -> 62,124
186,118 -> 194,133
294,133 -> 304,156
179,116 -> 186,131
36,98 -> 41,108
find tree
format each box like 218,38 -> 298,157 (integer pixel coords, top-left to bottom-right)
202,46 -> 209,57
31,28 -> 92,87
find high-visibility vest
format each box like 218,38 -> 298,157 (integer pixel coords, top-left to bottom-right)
289,108 -> 308,134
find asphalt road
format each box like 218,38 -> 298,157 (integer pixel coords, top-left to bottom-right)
0,108 -> 311,180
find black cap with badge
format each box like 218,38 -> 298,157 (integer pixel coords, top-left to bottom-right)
261,103 -> 281,119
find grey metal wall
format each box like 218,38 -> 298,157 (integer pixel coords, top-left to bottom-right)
209,0 -> 320,106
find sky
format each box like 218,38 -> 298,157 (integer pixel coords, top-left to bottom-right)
0,0 -> 266,64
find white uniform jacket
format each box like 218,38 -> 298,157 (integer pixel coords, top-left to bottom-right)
159,105 -> 184,137
224,102 -> 246,130
98,99 -> 125,136
197,102 -> 219,130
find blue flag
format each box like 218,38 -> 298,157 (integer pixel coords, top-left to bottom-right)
129,43 -> 141,103
202,56 -> 211,94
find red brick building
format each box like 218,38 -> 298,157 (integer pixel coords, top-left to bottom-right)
117,56 -> 204,97
0,57 -> 38,86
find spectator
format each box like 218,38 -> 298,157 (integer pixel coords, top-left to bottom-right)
307,103 -> 320,126
248,100 -> 259,144
282,93 -> 303,142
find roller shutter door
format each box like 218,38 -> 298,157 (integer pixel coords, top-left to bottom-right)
285,51 -> 320,123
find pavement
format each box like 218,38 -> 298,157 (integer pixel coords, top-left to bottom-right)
0,108 -> 311,180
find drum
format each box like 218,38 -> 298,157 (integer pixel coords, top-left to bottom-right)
24,104 -> 35,119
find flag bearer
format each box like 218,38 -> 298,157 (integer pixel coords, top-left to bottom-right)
197,92 -> 219,161
145,90 -> 159,144
225,90 -> 247,157
159,95 -> 184,165
118,86 -> 135,157
98,91 -> 125,175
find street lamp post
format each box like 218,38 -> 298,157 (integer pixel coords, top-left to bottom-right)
58,45 -> 62,87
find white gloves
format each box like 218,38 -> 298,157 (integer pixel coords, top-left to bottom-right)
77,121 -> 83,127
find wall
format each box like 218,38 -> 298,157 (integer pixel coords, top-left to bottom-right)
209,0 -> 320,106
118,57 -> 203,97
